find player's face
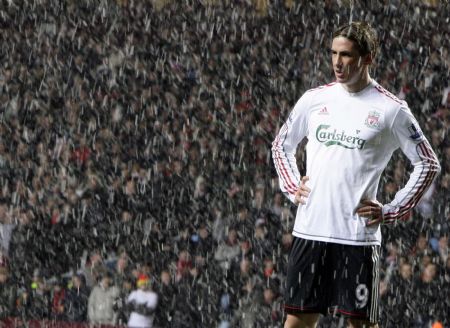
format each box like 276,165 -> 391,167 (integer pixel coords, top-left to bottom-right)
331,36 -> 370,90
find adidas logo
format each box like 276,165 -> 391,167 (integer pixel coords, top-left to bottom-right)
319,107 -> 329,115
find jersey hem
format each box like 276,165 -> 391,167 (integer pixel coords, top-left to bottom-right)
292,230 -> 381,246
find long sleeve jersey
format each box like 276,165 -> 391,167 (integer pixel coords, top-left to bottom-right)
272,80 -> 441,246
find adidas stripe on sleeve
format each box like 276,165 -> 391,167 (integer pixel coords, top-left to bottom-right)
381,107 -> 441,223
271,94 -> 310,203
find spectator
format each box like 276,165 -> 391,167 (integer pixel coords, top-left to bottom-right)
412,262 -> 445,327
431,233 -> 449,265
175,249 -> 193,282
27,271 -> 51,320
382,261 -> 414,327
258,280 -> 283,327
212,207 -> 227,244
214,228 -> 241,271
230,276 -> 282,328
190,222 -> 214,259
252,221 -> 272,263
409,233 -> 436,264
261,257 -> 281,281
0,266 -> 16,320
50,277 -> 66,321
109,248 -> 132,287
231,204 -> 254,241
81,249 -> 104,289
154,269 -> 176,327
279,232 -> 293,275
228,257 -> 259,303
173,226 -> 192,256
269,192 -> 284,218
114,277 -> 134,326
126,274 -> 158,328
171,267 -> 206,327
64,273 -> 89,323
87,269 -> 120,325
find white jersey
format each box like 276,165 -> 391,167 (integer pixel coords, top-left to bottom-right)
127,289 -> 158,328
272,80 -> 440,246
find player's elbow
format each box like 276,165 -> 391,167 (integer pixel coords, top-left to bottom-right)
271,141 -> 281,160
419,156 -> 441,175
271,139 -> 279,152
430,158 -> 441,175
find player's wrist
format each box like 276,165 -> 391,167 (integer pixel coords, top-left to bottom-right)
380,204 -> 407,225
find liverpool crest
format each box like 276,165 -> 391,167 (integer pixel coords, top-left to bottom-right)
365,111 -> 381,129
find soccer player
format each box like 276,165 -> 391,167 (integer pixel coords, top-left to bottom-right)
271,21 -> 440,328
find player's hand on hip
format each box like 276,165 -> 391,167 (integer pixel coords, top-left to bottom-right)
356,199 -> 383,226
294,176 -> 310,206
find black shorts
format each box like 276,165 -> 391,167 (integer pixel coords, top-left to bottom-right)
284,237 -> 380,323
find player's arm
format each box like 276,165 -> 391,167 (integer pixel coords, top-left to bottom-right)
271,94 -> 310,205
378,107 -> 440,224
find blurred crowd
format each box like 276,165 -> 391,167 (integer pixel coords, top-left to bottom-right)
0,0 -> 449,327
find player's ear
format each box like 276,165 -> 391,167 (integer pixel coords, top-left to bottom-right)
363,53 -> 373,65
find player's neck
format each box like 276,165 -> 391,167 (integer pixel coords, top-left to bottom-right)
341,73 -> 372,94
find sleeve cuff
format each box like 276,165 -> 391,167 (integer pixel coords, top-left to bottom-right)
284,192 -> 297,205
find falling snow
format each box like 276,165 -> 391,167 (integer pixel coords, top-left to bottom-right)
0,0 -> 449,327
